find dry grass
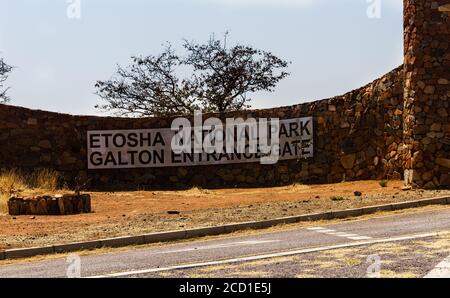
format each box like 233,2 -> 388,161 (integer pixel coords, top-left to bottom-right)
28,169 -> 61,191
0,193 -> 8,214
0,169 -> 27,192
380,270 -> 419,278
0,169 -> 26,213
0,169 -> 62,214
181,186 -> 213,196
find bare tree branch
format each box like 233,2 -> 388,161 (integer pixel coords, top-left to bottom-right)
95,34 -> 290,117
0,58 -> 13,103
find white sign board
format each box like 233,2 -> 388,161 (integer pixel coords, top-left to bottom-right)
87,117 -> 313,169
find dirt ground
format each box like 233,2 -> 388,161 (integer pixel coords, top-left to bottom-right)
1,180 -> 449,250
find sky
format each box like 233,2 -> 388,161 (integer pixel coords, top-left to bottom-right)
0,0 -> 403,116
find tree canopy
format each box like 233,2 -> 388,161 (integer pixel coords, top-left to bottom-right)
95,34 -> 290,117
0,58 -> 12,103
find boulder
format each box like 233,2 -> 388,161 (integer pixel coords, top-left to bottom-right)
36,199 -> 48,215
436,158 -> 450,169
7,198 -> 22,216
341,154 -> 356,170
440,174 -> 450,187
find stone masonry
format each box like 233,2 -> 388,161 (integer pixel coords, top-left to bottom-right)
0,67 -> 406,189
0,0 -> 448,190
403,0 -> 450,188
8,194 -> 91,216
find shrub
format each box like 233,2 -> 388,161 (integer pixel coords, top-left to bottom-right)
379,180 -> 388,188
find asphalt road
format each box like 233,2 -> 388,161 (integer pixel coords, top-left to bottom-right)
1,206 -> 450,278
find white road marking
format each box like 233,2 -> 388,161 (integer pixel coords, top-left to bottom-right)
424,255 -> 450,278
307,227 -> 326,231
87,230 -> 450,278
336,234 -> 359,237
316,229 -> 336,233
307,227 -> 372,241
348,236 -> 373,241
156,240 -> 281,255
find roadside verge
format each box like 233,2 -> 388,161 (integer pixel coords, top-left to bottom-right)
1,196 -> 449,260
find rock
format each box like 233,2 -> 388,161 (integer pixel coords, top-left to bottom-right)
424,86 -> 435,94
436,158 -> 450,169
81,194 -> 91,213
438,108 -> 448,117
440,174 -> 450,187
47,198 -> 60,215
391,172 -> 402,180
374,156 -> 380,166
328,105 -> 336,112
401,186 -> 412,191
366,146 -> 376,158
423,182 -> 436,190
341,154 -> 356,169
72,196 -> 82,213
7,198 -> 21,216
438,78 -> 449,85
422,171 -> 434,181
386,136 -> 395,146
40,154 -> 52,163
443,125 -> 450,133
413,151 -> 423,162
36,199 -> 48,215
246,176 -> 258,184
59,196 -> 74,215
422,137 -> 432,145
29,200 -> 38,214
177,168 -> 189,177
27,118 -> 38,125
57,197 -> 66,215
278,165 -> 289,174
340,122 -> 350,129
191,175 -> 206,186
430,123 -> 441,131
38,140 -> 52,149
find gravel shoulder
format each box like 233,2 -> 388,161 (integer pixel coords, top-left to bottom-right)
1,180 -> 449,250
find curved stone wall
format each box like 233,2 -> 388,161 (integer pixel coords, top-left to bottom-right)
3,0 -> 448,190
0,66 -> 405,189
403,0 -> 450,188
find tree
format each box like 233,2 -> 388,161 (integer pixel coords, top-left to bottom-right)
0,58 -> 12,103
96,34 -> 290,117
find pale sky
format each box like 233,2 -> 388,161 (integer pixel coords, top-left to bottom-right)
0,0 -> 403,116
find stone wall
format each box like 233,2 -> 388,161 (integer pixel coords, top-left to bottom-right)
0,67 -> 405,190
403,0 -> 450,188
8,194 -> 91,216
1,0 -> 448,190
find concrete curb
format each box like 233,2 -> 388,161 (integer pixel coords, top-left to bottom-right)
1,196 -> 449,260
